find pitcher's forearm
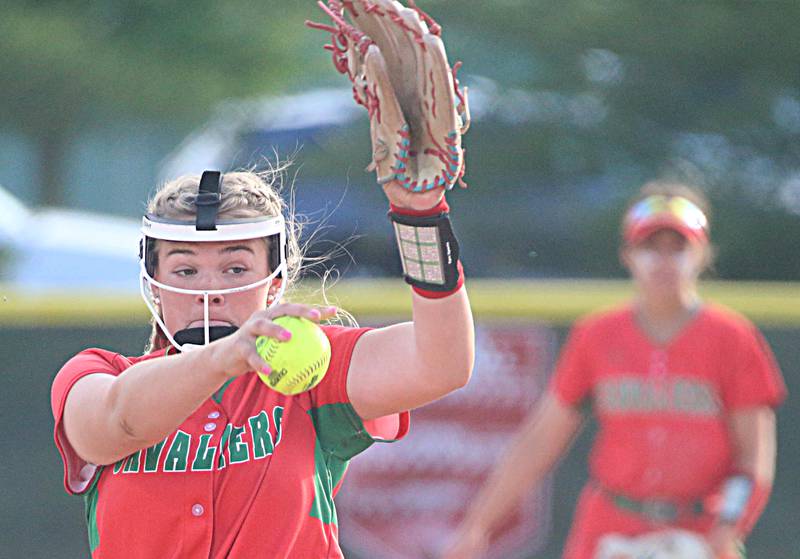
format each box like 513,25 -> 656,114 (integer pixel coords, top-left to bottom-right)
410,287 -> 475,389
107,344 -> 230,447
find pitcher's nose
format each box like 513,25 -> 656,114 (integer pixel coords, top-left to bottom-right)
196,293 -> 225,306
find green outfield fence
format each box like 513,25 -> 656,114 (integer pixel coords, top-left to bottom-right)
2,280 -> 797,558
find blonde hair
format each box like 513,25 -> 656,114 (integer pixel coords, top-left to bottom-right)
144,168 -> 303,352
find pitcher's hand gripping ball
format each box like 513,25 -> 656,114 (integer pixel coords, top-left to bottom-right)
307,0 -> 470,193
256,317 -> 331,395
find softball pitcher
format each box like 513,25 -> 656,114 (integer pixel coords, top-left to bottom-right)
444,181 -> 786,559
51,2 -> 474,557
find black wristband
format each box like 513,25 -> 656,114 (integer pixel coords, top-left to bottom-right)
388,210 -> 461,292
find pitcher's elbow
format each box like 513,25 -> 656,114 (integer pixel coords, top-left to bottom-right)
445,356 -> 474,392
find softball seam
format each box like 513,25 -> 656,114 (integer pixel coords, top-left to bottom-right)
257,338 -> 280,363
281,354 -> 330,392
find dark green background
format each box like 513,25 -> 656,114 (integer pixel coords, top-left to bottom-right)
3,323 -> 795,558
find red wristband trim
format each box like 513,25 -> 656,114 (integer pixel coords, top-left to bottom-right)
389,197 -> 449,217
412,261 -> 464,299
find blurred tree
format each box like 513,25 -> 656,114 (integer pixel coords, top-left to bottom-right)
448,1 -> 800,192
2,0 -> 799,279
0,1 -> 328,206
436,0 -> 800,280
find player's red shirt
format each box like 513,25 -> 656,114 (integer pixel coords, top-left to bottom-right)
553,303 -> 785,500
51,325 -> 409,559
552,303 -> 786,559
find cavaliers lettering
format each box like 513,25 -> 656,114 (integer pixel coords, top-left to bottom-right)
112,407 -> 284,474
596,376 -> 720,415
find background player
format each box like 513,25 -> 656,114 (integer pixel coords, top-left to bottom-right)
50,2 -> 475,557
444,181 -> 786,559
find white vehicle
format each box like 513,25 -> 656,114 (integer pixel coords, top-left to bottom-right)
0,185 -> 140,291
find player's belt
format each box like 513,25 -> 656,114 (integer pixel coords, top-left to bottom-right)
596,483 -> 705,523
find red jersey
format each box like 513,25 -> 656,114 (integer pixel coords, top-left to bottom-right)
552,303 -> 786,559
51,325 -> 410,559
553,303 -> 785,500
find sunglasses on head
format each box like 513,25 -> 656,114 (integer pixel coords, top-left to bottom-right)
624,195 -> 708,243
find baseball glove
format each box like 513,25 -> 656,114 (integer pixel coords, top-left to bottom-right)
307,0 -> 470,193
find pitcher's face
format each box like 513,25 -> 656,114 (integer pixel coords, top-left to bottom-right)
152,238 -> 272,335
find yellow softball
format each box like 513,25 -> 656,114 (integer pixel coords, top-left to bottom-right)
255,316 -> 331,395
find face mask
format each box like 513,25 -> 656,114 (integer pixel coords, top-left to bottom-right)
141,171 -> 289,352
140,214 -> 287,352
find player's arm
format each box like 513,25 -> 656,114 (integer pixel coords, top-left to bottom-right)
707,406 -> 777,556
345,178 -> 475,423
442,392 -> 584,559
729,406 -> 777,511
347,284 -> 473,420
344,192 -> 475,421
308,1 -> 474,420
62,304 -> 331,465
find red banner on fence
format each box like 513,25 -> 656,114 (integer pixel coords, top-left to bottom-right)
338,323 -> 558,559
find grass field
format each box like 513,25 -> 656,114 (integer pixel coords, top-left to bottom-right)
1,279 -> 798,327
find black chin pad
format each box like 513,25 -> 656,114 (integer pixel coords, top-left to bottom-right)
174,326 -> 238,347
